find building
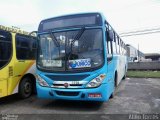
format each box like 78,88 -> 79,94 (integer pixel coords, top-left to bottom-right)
145,53 -> 160,61
126,44 -> 145,62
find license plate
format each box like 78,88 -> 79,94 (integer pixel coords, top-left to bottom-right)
42,60 -> 62,67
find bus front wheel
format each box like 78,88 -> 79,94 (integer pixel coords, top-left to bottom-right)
19,77 -> 33,99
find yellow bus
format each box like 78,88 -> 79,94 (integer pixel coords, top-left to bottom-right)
0,25 -> 36,98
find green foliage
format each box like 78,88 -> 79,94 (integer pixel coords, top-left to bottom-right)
127,71 -> 160,78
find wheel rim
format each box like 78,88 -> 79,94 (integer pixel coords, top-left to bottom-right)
24,81 -> 32,95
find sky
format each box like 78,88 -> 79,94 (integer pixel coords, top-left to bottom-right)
0,0 -> 160,53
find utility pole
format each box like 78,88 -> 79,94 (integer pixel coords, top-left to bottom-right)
138,44 -> 139,62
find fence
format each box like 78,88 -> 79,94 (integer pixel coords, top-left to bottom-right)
128,62 -> 160,70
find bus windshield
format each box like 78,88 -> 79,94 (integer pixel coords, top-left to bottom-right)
37,28 -> 104,72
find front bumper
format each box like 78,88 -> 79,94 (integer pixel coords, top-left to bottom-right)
36,83 -> 109,101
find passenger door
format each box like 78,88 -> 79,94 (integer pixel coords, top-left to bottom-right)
14,33 -> 36,76
105,23 -> 115,96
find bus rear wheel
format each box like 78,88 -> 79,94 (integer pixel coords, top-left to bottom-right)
122,74 -> 126,80
122,67 -> 127,80
19,77 -> 33,99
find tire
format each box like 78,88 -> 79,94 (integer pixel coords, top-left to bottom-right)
122,74 -> 126,80
115,72 -> 118,87
110,92 -> 114,99
122,67 -> 127,80
19,77 -> 33,99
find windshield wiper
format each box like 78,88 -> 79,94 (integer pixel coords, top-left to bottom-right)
49,31 -> 60,47
67,27 -> 86,61
49,31 -> 61,56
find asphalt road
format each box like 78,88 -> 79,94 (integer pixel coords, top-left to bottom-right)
0,78 -> 160,119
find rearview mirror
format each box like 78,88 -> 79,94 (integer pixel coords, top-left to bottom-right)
29,31 -> 37,37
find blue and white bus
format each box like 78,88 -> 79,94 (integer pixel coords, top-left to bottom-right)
36,12 -> 127,101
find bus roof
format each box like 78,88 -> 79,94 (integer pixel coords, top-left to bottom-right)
0,25 -> 30,36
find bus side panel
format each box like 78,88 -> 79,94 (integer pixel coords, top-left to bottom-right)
6,33 -> 20,96
120,55 -> 127,79
107,56 -> 117,97
0,66 -> 9,98
0,79 -> 7,97
116,55 -> 127,85
7,60 -> 35,95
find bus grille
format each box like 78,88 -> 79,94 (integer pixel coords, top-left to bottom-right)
53,83 -> 83,87
51,81 -> 87,88
55,91 -> 79,96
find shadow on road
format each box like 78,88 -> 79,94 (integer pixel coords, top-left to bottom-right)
0,94 -> 21,105
39,99 -> 104,111
0,94 -> 104,112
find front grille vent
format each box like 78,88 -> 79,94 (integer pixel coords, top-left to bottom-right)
9,66 -> 13,76
55,91 -> 79,96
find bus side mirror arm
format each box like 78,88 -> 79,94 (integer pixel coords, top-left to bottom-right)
29,31 -> 37,37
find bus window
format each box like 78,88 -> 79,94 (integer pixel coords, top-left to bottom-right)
16,34 -> 36,60
112,32 -> 117,54
120,40 -> 122,55
107,40 -> 112,54
122,42 -> 124,55
118,38 -> 121,54
116,36 -> 119,54
0,30 -> 12,68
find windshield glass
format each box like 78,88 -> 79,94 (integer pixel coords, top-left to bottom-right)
37,28 -> 104,72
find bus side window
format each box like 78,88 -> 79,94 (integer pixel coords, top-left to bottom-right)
16,34 -> 37,60
112,32 -> 117,54
122,42 -> 124,55
115,35 -> 118,54
120,39 -> 122,55
118,37 -> 120,54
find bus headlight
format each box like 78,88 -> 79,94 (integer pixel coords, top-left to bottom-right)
37,75 -> 49,87
86,74 -> 106,88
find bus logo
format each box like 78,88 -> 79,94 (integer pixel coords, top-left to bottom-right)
64,83 -> 69,88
